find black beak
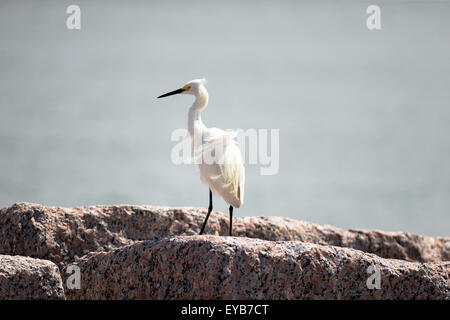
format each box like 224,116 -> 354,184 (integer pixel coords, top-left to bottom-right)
157,88 -> 184,98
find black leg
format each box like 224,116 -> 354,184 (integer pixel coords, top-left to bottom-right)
199,189 -> 213,235
229,206 -> 233,236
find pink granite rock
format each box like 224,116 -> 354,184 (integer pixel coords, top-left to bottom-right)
0,254 -> 65,300
0,202 -> 448,269
66,236 -> 449,300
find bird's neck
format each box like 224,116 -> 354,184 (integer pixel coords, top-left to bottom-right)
188,87 -> 209,136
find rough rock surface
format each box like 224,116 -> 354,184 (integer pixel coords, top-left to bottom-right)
67,236 -> 449,300
0,254 -> 65,300
0,203 -> 448,269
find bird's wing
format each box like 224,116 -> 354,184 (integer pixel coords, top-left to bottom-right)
197,128 -> 245,207
192,127 -> 229,163
202,127 -> 230,142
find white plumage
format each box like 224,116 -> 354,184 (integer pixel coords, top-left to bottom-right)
158,78 -> 245,235
198,128 -> 245,208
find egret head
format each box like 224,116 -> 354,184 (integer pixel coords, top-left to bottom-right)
157,78 -> 207,98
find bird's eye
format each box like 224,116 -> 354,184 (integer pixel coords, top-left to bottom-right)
182,85 -> 191,91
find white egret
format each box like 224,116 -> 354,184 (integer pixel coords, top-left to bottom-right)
157,79 -> 245,236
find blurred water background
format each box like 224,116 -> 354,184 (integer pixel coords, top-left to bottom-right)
1,1 -> 449,236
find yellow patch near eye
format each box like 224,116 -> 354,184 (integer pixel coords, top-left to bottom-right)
182,85 -> 191,91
